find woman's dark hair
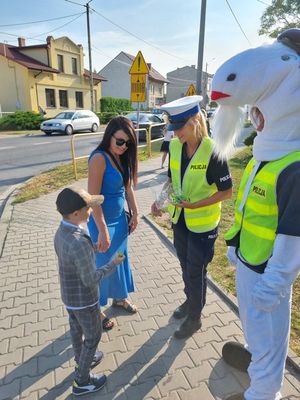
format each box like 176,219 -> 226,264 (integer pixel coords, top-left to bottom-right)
96,116 -> 138,186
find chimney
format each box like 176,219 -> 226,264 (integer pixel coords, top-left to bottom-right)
18,37 -> 26,47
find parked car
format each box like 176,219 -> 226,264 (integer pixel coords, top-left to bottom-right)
151,108 -> 165,119
40,110 -> 99,136
125,112 -> 165,141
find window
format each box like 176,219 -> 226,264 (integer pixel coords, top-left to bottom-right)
75,91 -> 83,108
150,84 -> 154,94
59,90 -> 68,108
72,57 -> 78,74
45,89 -> 55,107
57,54 -> 64,72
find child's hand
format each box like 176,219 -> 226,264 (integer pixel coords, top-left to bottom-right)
112,253 -> 125,266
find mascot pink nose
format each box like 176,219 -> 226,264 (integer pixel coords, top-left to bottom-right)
211,91 -> 230,100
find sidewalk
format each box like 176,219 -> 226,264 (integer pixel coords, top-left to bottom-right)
0,156 -> 299,399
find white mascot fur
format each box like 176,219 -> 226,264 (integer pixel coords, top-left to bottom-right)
211,29 -> 300,400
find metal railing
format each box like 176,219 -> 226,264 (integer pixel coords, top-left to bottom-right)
70,124 -> 165,180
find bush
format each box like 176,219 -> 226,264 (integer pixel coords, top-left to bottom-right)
96,112 -> 120,124
0,111 -> 44,131
244,130 -> 257,146
100,97 -> 133,113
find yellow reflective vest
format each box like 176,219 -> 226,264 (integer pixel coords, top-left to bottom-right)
225,152 -> 300,266
169,137 -> 221,233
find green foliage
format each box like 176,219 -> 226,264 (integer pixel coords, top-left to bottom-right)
0,111 -> 44,131
209,101 -> 218,108
244,130 -> 257,147
244,120 -> 252,128
100,97 -> 133,113
96,112 -> 119,124
259,0 -> 300,38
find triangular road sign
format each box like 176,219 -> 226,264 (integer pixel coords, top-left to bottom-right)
129,51 -> 149,74
186,84 -> 196,96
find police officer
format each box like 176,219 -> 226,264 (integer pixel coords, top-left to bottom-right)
151,96 -> 232,339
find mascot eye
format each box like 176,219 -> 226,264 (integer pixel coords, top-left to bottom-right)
226,73 -> 236,81
281,54 -> 297,61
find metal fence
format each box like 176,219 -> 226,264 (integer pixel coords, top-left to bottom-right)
70,124 -> 165,180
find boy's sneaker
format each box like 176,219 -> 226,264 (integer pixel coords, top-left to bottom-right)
72,373 -> 107,396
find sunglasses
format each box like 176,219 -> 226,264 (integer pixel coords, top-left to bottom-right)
113,136 -> 131,147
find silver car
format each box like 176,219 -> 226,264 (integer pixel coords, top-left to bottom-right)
40,110 -> 100,136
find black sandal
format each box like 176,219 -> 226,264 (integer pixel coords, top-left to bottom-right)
102,317 -> 114,330
112,300 -> 137,314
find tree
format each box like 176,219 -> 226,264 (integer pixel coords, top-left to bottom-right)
259,0 -> 300,38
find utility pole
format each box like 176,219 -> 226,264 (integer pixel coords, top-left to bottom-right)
65,0 -> 94,111
86,1 -> 94,111
196,0 -> 207,96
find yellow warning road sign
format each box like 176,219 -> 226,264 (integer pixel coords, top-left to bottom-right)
131,74 -> 146,102
129,51 -> 149,74
186,84 -> 196,96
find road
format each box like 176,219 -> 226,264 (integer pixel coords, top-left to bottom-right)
0,130 -> 104,196
0,126 -> 254,198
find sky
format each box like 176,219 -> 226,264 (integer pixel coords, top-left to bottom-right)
0,0 -> 273,77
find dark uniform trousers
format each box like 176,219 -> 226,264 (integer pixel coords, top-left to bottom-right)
173,212 -> 217,319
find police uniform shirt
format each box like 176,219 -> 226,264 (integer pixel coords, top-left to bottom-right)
273,161 -> 300,237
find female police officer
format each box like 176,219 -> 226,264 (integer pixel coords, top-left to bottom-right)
151,96 -> 232,339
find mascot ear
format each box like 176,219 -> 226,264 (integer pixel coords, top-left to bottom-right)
277,28 -> 300,55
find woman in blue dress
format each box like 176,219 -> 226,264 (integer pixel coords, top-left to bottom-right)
87,116 -> 139,330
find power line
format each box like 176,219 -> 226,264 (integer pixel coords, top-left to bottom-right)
91,7 -> 190,63
256,0 -> 271,6
0,13 -> 83,28
0,13 -> 85,43
28,13 -> 85,39
224,0 -> 252,45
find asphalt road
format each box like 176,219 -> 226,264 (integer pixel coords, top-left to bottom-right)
0,130 -> 104,196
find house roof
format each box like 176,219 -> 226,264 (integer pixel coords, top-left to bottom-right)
83,69 -> 107,82
122,52 -> 169,83
0,42 -> 58,73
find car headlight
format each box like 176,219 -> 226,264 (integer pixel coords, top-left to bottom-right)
54,123 -> 61,127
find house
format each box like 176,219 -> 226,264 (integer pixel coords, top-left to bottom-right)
166,65 -> 212,104
99,51 -> 168,109
0,36 -> 107,117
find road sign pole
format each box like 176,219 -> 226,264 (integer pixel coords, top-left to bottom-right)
136,102 -> 140,145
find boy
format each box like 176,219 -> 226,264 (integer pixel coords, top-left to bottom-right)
54,186 -> 124,396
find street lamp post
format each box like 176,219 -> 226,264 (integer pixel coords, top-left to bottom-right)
196,0 -> 207,96
65,0 -> 94,111
204,57 -> 216,106
86,1 -> 94,112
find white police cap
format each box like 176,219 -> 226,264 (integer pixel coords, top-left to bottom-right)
161,95 -> 203,131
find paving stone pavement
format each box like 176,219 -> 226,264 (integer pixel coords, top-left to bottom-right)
0,156 -> 299,400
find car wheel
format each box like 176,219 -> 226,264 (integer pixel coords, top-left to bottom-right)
65,125 -> 73,135
45,131 -> 52,136
91,123 -> 98,132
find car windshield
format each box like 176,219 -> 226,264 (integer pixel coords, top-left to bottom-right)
126,113 -> 148,122
55,112 -> 75,119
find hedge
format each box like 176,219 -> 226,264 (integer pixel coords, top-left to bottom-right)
100,97 -> 133,113
0,111 -> 44,131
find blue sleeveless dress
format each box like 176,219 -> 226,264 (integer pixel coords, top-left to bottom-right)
87,150 -> 135,306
